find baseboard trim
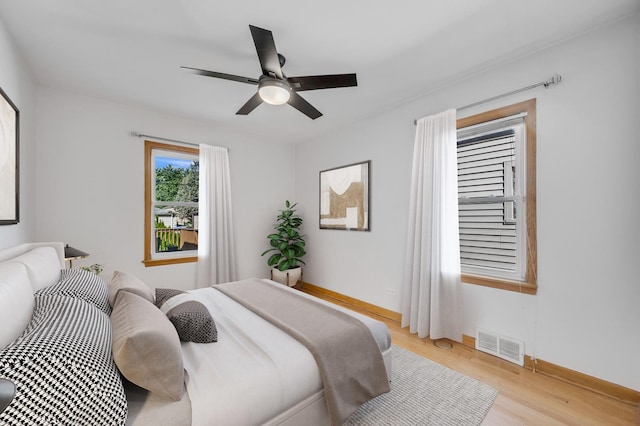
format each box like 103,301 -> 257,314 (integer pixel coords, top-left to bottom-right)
462,334 -> 640,405
301,282 -> 640,405
301,282 -> 402,323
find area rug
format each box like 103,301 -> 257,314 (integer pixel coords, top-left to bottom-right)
345,345 -> 498,425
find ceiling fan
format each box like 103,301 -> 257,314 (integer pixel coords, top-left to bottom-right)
181,25 -> 358,120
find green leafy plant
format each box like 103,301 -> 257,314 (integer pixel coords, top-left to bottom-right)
80,264 -> 104,275
261,200 -> 306,271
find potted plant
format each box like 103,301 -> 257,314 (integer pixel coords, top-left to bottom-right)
261,200 -> 306,286
79,264 -> 104,275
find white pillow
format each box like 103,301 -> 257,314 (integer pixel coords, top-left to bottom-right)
0,262 -> 35,350
10,247 -> 62,292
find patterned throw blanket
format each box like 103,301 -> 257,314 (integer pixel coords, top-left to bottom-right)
0,269 -> 127,425
215,279 -> 390,425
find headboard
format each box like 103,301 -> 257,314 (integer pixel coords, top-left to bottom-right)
0,242 -> 65,269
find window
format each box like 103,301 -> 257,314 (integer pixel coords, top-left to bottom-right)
456,99 -> 537,294
144,141 -> 199,267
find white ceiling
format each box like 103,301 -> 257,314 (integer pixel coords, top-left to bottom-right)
1,0 -> 638,143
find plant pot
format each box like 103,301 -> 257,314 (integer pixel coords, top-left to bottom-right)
271,266 -> 302,287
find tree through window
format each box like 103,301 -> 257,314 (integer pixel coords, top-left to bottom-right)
144,141 -> 199,266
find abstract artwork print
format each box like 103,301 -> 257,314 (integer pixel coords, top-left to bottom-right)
320,161 -> 370,231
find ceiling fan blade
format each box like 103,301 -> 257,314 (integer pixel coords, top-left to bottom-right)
236,92 -> 263,115
288,92 -> 322,119
181,66 -> 259,85
287,74 -> 357,91
249,25 -> 283,79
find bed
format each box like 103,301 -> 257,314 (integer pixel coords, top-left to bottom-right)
0,242 -> 392,425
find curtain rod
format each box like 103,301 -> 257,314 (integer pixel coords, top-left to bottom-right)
131,131 -> 229,151
413,73 -> 562,125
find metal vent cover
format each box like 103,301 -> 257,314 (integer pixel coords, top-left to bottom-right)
476,328 -> 524,366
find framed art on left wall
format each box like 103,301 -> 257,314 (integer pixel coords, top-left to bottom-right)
0,86 -> 19,225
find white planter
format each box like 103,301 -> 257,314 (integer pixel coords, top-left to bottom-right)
271,267 -> 302,287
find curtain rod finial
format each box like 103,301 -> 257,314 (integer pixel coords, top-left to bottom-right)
544,73 -> 562,88
131,131 -> 141,137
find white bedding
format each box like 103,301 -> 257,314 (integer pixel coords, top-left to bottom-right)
160,279 -> 391,426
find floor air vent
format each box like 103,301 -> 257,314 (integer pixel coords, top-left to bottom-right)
476,329 -> 524,366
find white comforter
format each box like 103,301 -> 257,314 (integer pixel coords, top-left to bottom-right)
163,282 -> 321,425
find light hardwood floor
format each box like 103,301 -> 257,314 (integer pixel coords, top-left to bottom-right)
303,287 -> 640,425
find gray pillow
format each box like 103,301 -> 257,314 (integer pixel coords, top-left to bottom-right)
166,301 -> 218,344
110,291 -> 184,401
155,288 -> 185,308
108,270 -> 155,308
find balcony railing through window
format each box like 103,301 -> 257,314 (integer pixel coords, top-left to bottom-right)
155,228 -> 198,252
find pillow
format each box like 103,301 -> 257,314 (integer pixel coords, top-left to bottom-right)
9,246 -> 61,292
0,263 -> 34,350
166,301 -> 218,343
155,287 -> 185,308
36,268 -> 110,313
156,288 -> 217,344
110,291 -> 184,401
108,270 -> 155,308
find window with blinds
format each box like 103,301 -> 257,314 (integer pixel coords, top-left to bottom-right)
457,116 -> 526,282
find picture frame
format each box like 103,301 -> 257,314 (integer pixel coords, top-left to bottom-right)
0,86 -> 19,225
319,160 -> 370,231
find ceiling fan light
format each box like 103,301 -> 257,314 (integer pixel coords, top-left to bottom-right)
258,80 -> 291,105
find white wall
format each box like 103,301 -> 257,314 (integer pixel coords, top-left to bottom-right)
35,87 -> 295,290
0,18 -> 37,248
295,14 -> 640,391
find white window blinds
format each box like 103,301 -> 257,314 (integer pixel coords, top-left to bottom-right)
457,116 -> 526,281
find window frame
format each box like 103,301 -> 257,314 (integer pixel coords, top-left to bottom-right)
143,141 -> 199,267
456,99 -> 537,294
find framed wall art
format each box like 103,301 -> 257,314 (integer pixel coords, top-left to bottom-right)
319,160 -> 370,231
0,86 -> 19,225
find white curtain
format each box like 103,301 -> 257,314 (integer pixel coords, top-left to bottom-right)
197,144 -> 237,287
400,109 -> 463,341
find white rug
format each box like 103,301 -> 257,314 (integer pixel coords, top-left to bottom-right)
345,345 -> 498,425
